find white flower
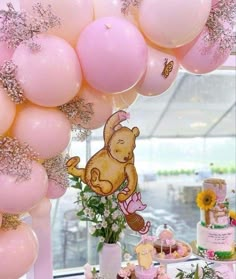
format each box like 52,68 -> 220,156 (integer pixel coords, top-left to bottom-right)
108,195 -> 113,200
111,202 -> 117,209
123,253 -> 132,262
89,226 -> 96,234
84,208 -> 90,215
96,223 -> 102,230
83,192 -> 91,200
112,223 -> 119,232
102,220 -> 107,228
101,197 -> 106,203
99,237 -> 105,243
88,210 -> 95,219
112,211 -> 119,219
104,209 -> 110,217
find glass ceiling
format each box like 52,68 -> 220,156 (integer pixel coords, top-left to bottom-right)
90,68 -> 236,140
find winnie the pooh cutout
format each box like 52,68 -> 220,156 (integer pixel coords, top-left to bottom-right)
66,110 -> 150,234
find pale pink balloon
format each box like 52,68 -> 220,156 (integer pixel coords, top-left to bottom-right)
136,46 -> 179,96
93,0 -> 138,25
0,88 -> 16,135
139,0 -> 211,48
112,88 -> 138,110
11,105 -> 72,159
46,179 -> 67,199
0,161 -> 48,214
0,42 -> 14,66
20,0 -> 94,46
174,24 -> 234,74
75,85 -> 113,129
13,34 -> 82,107
0,222 -> 38,279
76,17 -> 148,93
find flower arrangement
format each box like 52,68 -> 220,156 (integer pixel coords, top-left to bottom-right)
175,263 -> 224,279
71,176 -> 126,251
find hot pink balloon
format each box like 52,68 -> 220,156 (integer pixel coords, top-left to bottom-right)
0,42 -> 14,67
136,46 -> 179,96
0,88 -> 16,135
20,0 -> 94,46
0,222 -> 38,279
138,0 -> 211,48
46,179 -> 67,199
11,105 -> 71,159
0,161 -> 48,214
174,24 -> 234,74
13,34 -> 82,107
75,85 -> 113,130
76,17 -> 148,93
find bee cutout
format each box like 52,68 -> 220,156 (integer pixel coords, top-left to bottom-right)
162,58 -> 174,79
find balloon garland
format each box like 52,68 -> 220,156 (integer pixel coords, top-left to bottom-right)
0,0 -> 235,278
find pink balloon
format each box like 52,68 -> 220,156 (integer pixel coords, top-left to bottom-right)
75,85 -> 113,129
46,179 -> 67,199
93,0 -> 138,25
112,88 -> 138,110
0,88 -> 16,135
0,161 -> 48,214
13,34 -> 82,107
0,222 -> 38,279
20,0 -> 94,46
11,105 -> 72,159
0,42 -> 14,67
174,24 -> 234,74
76,17 -> 148,93
136,46 -> 179,96
139,0 -> 211,48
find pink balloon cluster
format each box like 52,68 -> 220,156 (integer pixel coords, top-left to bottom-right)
0,0 -> 235,277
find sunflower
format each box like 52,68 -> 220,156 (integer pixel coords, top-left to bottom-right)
229,210 -> 236,220
196,189 -> 216,210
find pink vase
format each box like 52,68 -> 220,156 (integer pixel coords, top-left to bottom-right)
99,242 -> 122,278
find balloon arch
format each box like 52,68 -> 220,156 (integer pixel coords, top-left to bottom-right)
0,0 -> 235,278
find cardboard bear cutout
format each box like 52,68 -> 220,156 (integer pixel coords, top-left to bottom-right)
67,110 -> 150,234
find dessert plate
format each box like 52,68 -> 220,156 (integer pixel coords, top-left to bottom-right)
153,240 -> 192,264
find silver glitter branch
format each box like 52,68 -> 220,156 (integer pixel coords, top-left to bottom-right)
59,97 -> 94,125
120,0 -> 142,15
204,0 -> 236,56
72,124 -> 91,142
42,154 -> 70,189
0,60 -> 25,104
0,137 -> 38,182
0,2 -> 60,50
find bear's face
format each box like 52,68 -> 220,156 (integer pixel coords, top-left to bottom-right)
108,127 -> 139,163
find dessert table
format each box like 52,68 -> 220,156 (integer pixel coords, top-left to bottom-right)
50,257 -> 235,278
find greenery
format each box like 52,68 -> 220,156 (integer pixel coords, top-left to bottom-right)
175,263 -> 224,279
70,176 -> 126,252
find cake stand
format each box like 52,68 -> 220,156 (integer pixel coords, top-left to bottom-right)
190,240 -> 236,279
153,240 -> 192,274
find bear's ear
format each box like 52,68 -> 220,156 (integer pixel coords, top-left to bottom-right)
132,127 -> 140,137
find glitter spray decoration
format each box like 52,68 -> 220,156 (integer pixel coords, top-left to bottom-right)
42,154 -> 70,190
0,137 -> 38,182
120,0 -> 142,15
59,96 -> 94,141
161,58 -> 174,79
1,214 -> 21,231
203,0 -> 236,56
0,2 -> 60,51
0,60 -> 25,104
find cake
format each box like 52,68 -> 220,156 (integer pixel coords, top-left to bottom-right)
196,178 -> 235,260
154,224 -> 178,255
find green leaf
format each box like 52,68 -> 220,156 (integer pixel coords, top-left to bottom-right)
76,211 -> 84,216
97,242 -> 104,252
194,264 -> 199,279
